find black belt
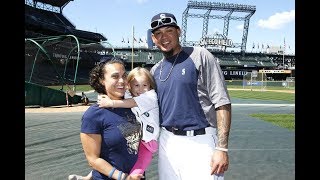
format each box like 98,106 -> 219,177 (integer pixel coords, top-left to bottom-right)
164,127 -> 206,136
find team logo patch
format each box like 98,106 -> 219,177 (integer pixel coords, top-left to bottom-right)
146,125 -> 154,133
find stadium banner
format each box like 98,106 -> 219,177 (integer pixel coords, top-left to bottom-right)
259,69 -> 291,74
222,70 -> 249,79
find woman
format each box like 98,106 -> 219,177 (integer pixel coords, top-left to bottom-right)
80,57 -> 144,180
70,67 -> 159,180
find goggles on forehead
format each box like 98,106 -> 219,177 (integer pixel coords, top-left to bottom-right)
151,17 -> 177,29
98,57 -> 112,65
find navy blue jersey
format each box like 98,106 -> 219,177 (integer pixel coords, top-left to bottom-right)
150,47 -> 231,130
81,104 -> 141,180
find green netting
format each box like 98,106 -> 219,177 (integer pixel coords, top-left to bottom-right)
25,34 -> 115,106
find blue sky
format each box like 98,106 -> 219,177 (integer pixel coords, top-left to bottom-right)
63,0 -> 295,54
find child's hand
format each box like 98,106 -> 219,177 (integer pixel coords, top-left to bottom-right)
97,94 -> 113,108
127,173 -> 144,180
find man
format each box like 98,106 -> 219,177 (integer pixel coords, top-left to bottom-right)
65,83 -> 75,107
149,12 -> 232,180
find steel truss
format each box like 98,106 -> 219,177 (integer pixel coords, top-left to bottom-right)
181,0 -> 256,54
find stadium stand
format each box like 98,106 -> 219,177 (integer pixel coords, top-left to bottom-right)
25,0 -> 295,86
25,2 -> 106,42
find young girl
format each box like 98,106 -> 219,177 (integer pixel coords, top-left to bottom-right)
69,67 -> 159,180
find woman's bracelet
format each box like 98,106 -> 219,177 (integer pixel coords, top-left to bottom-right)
112,100 -> 115,108
215,147 -> 228,152
122,173 -> 128,180
108,167 -> 116,178
117,171 -> 123,180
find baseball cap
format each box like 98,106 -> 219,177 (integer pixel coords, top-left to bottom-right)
150,13 -> 179,33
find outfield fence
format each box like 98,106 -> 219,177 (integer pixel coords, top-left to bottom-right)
225,79 -> 295,91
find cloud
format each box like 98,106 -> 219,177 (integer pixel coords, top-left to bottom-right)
257,10 -> 295,30
236,24 -> 243,30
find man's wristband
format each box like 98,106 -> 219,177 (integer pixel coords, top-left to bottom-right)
215,147 -> 228,152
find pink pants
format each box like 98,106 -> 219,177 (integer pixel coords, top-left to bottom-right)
130,140 -> 158,175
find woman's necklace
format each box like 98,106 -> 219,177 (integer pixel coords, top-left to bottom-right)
159,51 -> 181,82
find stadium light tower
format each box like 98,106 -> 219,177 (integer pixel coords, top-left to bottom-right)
181,0 -> 256,54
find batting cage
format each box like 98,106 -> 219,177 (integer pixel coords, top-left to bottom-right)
25,34 -> 115,107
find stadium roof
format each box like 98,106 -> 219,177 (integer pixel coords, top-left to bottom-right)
34,0 -> 73,8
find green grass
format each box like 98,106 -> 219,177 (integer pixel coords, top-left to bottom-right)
228,90 -> 294,103
250,114 -> 295,130
228,88 -> 295,130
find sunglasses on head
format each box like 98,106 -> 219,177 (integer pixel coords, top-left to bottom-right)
98,56 -> 113,65
151,17 -> 177,29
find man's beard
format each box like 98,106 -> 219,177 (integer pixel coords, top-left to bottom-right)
162,49 -> 174,58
